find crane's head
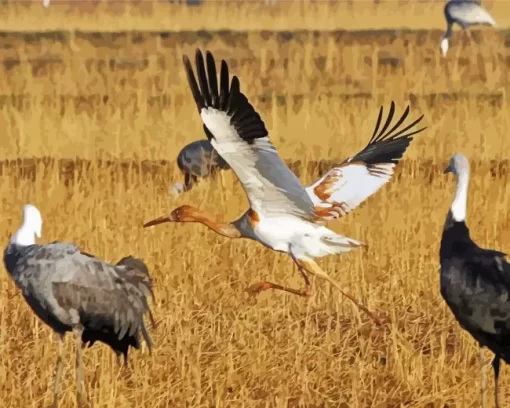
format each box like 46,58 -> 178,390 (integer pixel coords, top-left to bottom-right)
444,153 -> 470,177
169,182 -> 185,197
440,37 -> 449,57
10,204 -> 43,246
143,205 -> 200,227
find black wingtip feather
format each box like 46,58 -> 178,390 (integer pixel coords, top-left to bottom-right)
205,51 -> 219,108
182,49 -> 268,144
219,60 -> 229,111
374,101 -> 395,142
182,54 -> 205,113
350,102 -> 426,166
195,50 -> 212,107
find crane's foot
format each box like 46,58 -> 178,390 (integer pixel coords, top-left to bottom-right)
244,281 -> 311,297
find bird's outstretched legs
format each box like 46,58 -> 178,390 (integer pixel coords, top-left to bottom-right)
296,257 -> 381,325
480,347 -> 487,408
52,333 -> 65,408
493,355 -> 501,408
245,255 -> 311,297
73,326 -> 85,408
245,255 -> 380,325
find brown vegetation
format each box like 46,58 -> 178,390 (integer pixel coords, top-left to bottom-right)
0,1 -> 509,407
0,0 -> 508,32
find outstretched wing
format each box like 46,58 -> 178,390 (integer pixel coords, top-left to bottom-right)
182,49 -> 316,221
306,102 -> 426,221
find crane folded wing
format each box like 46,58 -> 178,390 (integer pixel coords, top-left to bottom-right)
48,249 -> 154,361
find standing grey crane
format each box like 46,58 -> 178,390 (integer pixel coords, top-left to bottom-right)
3,204 -> 155,408
441,0 -> 497,57
440,153 -> 510,408
170,139 -> 230,196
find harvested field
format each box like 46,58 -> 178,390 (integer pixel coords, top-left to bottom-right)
0,1 -> 509,407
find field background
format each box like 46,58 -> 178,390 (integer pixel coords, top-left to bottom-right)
0,0 -> 509,407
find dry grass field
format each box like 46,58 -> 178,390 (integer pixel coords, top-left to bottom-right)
0,0 -> 509,32
0,1 -> 510,407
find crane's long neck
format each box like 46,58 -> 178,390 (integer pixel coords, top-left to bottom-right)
187,210 -> 241,239
444,22 -> 453,39
10,225 -> 36,247
450,170 -> 469,222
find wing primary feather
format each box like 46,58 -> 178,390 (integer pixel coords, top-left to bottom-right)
182,55 -> 204,112
374,100 -> 395,143
380,104 -> 410,139
227,76 -> 241,115
219,60 -> 229,110
395,126 -> 427,140
369,104 -> 384,145
388,114 -> 425,140
195,49 -> 212,107
206,51 -> 219,108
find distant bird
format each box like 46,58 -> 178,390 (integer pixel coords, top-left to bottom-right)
440,153 -> 510,408
143,49 -> 426,325
441,0 -> 497,57
170,139 -> 230,196
3,204 -> 155,408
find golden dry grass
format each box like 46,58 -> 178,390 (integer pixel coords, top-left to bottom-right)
0,1 -> 510,407
0,0 -> 509,32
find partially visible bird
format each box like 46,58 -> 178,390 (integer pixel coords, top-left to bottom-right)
3,204 -> 155,408
440,153 -> 510,408
441,0 -> 497,57
43,0 -> 50,7
170,139 -> 230,196
144,49 -> 426,325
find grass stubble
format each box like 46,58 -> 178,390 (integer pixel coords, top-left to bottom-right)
0,2 -> 510,407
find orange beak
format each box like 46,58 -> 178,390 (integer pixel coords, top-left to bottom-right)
143,215 -> 172,228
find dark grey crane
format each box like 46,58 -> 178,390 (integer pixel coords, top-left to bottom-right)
441,0 -> 497,57
170,139 -> 230,196
440,153 -> 510,408
3,204 -> 155,408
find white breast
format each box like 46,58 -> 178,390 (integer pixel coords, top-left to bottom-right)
252,215 -> 317,253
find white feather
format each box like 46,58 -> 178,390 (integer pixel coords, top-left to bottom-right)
251,214 -> 364,258
306,162 -> 395,219
11,204 -> 43,246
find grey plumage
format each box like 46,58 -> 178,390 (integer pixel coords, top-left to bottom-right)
441,0 -> 497,56
171,139 -> 230,195
3,204 -> 155,407
440,153 -> 509,408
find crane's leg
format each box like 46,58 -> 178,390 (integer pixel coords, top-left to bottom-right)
492,355 -> 501,408
244,254 -> 311,297
183,173 -> 193,192
115,352 -> 122,368
73,327 -> 85,408
480,347 -> 487,408
52,333 -> 65,408
295,258 -> 381,325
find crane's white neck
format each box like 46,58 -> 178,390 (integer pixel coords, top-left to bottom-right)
10,205 -> 43,246
450,171 -> 469,222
